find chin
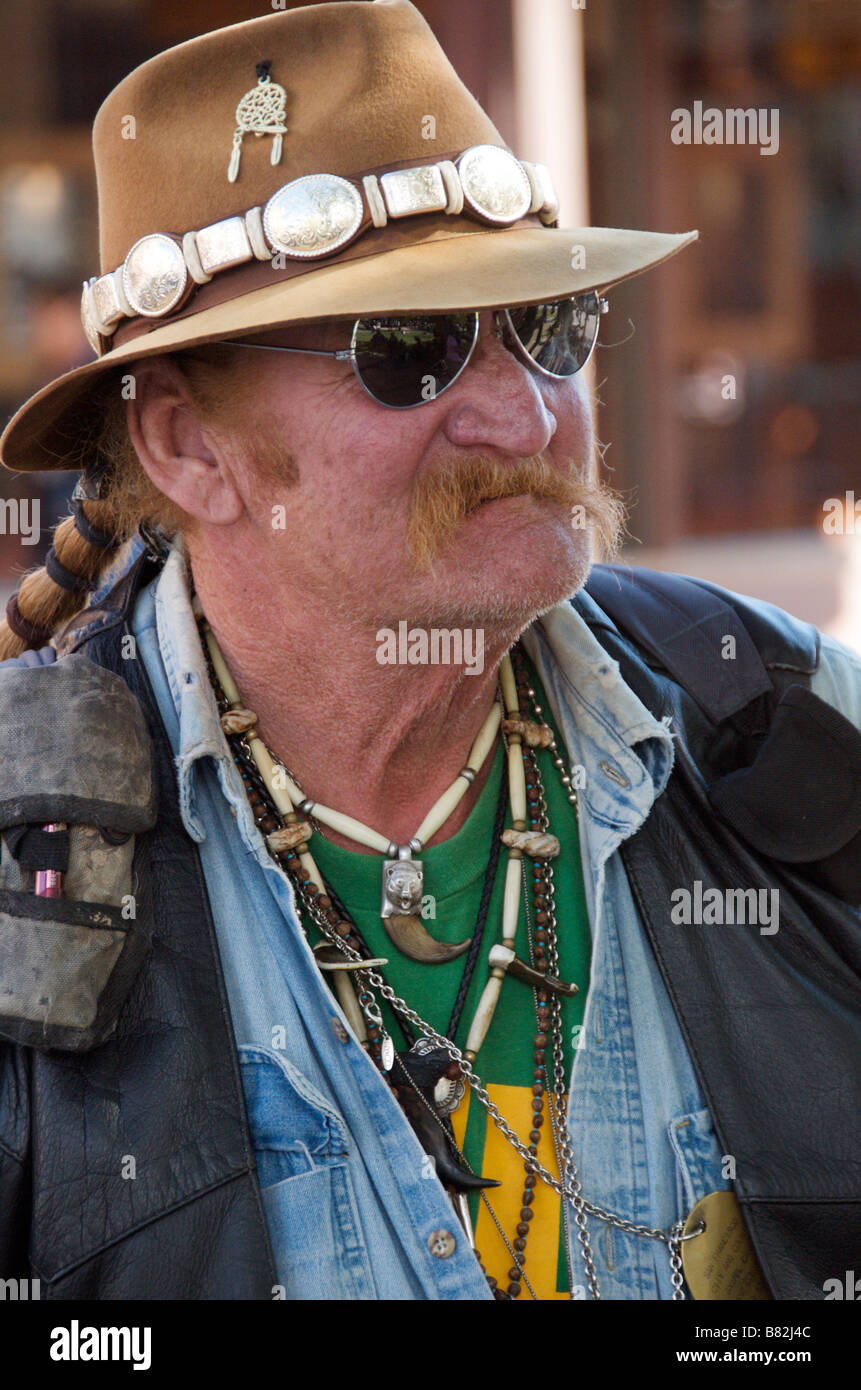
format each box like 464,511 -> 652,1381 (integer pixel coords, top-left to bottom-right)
419,528 -> 593,628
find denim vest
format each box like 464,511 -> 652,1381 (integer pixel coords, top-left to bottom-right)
130,538 -> 732,1299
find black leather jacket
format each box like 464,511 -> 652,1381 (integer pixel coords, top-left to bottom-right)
0,551 -> 859,1299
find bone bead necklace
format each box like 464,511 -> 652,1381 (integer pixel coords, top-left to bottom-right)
201,613 -> 522,967
199,613 -> 575,1053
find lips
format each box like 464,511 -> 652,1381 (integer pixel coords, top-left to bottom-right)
465,492 -> 519,513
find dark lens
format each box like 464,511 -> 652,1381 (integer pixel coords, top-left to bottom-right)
351,314 -> 478,408
507,293 -> 602,377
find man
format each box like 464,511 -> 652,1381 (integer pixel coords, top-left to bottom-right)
0,2 -> 858,1302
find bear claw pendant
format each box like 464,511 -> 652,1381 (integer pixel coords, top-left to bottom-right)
390,1043 -> 499,1194
381,847 -> 472,964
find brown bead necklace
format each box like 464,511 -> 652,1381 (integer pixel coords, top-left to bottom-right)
197,616 -> 594,1298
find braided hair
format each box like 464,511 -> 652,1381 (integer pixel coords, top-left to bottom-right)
0,344 -> 249,661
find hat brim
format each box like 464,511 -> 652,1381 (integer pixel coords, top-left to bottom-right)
1,223 -> 697,473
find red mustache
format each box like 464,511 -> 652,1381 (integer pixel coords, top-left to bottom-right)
406,452 -> 627,570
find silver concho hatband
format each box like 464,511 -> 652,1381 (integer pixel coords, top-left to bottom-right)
263,174 -> 364,259
457,145 -> 532,224
122,234 -> 189,318
81,145 -> 560,351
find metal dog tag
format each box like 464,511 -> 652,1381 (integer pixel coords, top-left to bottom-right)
681,1191 -> 772,1300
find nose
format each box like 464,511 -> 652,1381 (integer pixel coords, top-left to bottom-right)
439,310 -> 557,455
479,309 -> 512,355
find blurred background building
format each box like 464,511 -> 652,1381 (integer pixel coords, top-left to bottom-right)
0,0 -> 858,646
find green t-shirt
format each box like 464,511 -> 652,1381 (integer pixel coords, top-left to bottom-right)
300,648 -> 592,1298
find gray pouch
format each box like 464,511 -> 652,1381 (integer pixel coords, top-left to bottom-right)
0,652 -> 156,1050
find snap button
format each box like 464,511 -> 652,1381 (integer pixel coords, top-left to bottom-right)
331,1017 -> 349,1044
428,1228 -> 457,1259
599,760 -> 630,788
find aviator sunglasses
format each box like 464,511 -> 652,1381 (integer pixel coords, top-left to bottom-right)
216,291 -> 608,410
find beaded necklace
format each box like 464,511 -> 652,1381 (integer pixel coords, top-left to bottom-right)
195,610 -> 692,1300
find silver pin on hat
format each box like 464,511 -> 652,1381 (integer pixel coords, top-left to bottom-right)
227,60 -> 288,184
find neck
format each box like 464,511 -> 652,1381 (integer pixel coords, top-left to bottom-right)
189,559 -> 532,854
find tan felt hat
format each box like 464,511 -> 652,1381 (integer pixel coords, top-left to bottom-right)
0,0 -> 698,475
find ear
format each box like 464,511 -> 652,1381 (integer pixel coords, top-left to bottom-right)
125,356 -> 245,526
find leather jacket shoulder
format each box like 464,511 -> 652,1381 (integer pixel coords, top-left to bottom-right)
578,566 -> 861,1298
0,546 -> 277,1298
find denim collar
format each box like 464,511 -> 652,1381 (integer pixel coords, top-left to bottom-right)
142,539 -> 675,844
522,608 -> 675,836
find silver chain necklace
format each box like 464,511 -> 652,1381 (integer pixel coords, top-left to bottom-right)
281,671 -> 689,1299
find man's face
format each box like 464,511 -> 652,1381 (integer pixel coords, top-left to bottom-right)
211,309 -> 616,631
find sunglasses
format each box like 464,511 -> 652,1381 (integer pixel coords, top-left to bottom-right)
215,292 -> 608,410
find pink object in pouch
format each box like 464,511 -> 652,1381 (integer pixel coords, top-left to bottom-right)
34,822 -> 66,898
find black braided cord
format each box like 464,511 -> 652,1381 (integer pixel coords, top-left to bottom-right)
445,754 -> 510,1041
